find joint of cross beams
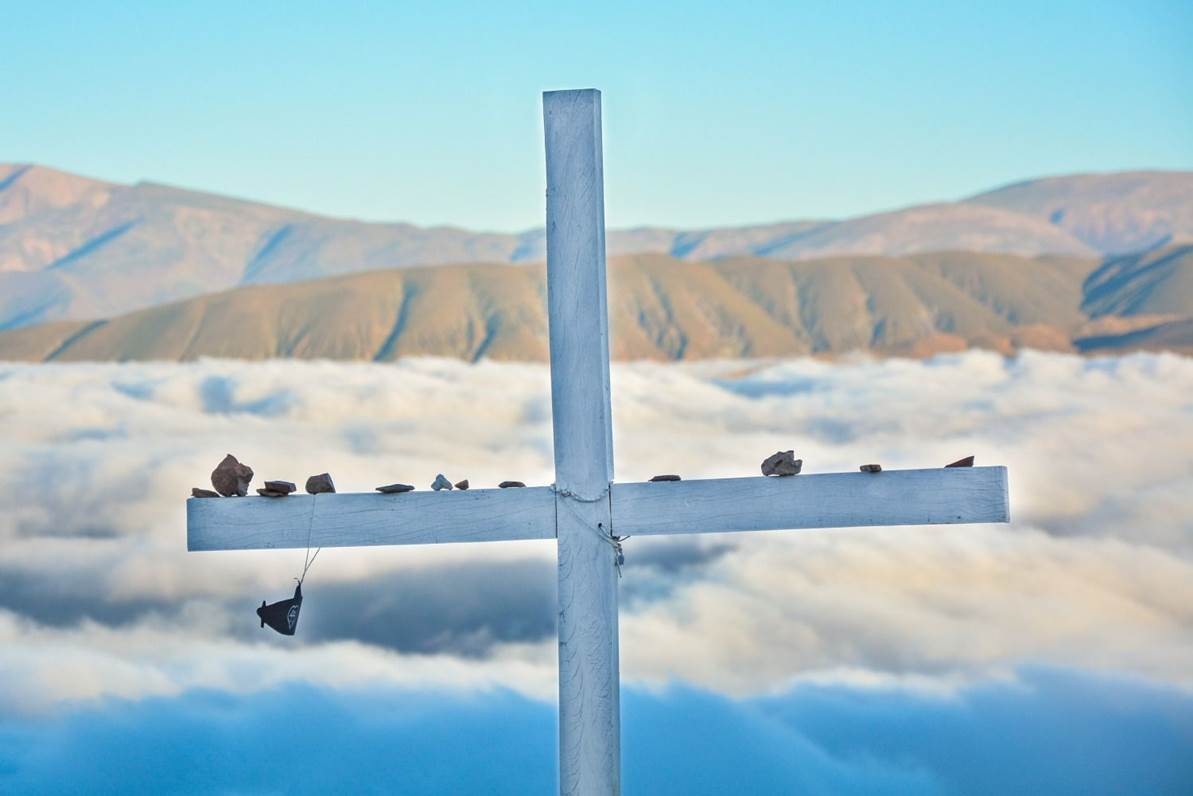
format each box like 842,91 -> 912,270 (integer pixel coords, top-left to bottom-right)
551,483 -> 611,503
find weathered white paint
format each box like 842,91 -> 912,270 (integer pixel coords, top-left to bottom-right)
185,88 -> 1013,796
545,88 -> 621,796
187,487 -> 556,551
186,467 -> 1008,553
611,467 -> 1009,536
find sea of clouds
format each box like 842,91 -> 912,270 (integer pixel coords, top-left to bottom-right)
1,352 -> 1191,793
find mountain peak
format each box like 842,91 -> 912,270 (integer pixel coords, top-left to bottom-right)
0,163 -> 113,225
1,165 -> 1190,330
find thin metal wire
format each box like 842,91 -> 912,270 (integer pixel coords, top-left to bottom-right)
299,494 -> 321,585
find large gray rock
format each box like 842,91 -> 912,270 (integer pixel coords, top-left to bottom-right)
211,454 -> 253,497
432,474 -> 453,491
761,451 -> 802,477
305,473 -> 336,494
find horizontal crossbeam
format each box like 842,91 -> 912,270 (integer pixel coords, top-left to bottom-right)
187,486 -> 557,551
187,467 -> 1009,553
610,467 -> 1009,536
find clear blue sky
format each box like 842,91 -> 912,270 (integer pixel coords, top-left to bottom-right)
4,0 -> 1191,231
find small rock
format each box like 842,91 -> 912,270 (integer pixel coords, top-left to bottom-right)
761,451 -> 802,477
305,473 -> 336,494
191,488 -> 219,498
256,488 -> 290,497
454,479 -> 470,490
264,480 -> 296,494
860,464 -> 882,473
649,474 -> 681,482
945,456 -> 975,468
499,480 -> 526,488
376,483 -> 414,494
432,474 -> 453,491
211,453 -> 253,497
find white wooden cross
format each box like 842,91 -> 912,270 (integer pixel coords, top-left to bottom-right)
187,89 -> 1010,795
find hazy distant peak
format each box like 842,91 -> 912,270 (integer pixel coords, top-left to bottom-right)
1,165 -> 1190,329
966,171 -> 1193,255
0,163 -> 113,224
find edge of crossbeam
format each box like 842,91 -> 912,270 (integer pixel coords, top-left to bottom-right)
610,466 -> 1009,537
187,486 -> 558,551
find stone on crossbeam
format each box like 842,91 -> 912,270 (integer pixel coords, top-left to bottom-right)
376,483 -> 414,494
860,464 -> 882,473
499,480 -> 526,488
191,488 -> 219,498
649,474 -> 681,482
256,488 -> 290,497
305,473 -> 336,494
761,450 -> 802,477
211,454 -> 253,497
432,474 -> 453,491
454,479 -> 470,490
264,480 -> 296,494
946,456 -> 975,468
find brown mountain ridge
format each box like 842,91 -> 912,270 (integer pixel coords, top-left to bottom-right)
3,246 -> 1190,363
3,164 -> 1190,330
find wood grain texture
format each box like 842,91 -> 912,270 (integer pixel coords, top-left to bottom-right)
610,466 -> 1010,536
546,88 -> 614,492
545,88 -> 621,796
186,487 -> 556,551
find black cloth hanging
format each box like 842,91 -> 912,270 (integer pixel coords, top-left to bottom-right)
257,582 -> 302,636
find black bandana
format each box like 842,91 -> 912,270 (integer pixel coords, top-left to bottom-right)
257,583 -> 303,636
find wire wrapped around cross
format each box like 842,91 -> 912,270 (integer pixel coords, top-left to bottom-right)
596,522 -> 629,577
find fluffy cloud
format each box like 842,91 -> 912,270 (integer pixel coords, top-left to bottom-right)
0,352 -> 1191,715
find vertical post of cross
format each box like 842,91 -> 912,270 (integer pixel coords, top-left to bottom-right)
544,88 -> 620,795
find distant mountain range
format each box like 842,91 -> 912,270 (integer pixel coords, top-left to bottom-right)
2,245 -> 1189,362
2,164 -> 1191,332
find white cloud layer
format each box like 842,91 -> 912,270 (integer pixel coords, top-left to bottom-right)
1,352 -> 1191,713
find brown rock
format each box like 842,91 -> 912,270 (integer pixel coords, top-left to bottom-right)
432,474 -> 453,491
376,483 -> 414,494
649,474 -> 681,482
945,456 -> 975,468
499,480 -> 526,488
761,451 -> 802,477
860,464 -> 882,473
211,454 -> 253,497
191,488 -> 219,498
264,480 -> 296,494
305,473 -> 336,494
256,488 -> 290,497
454,479 -> 470,490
